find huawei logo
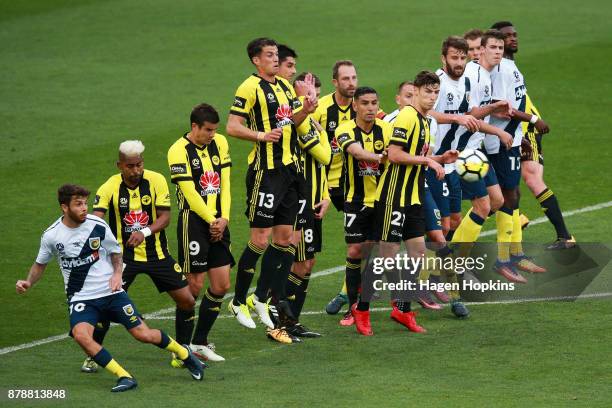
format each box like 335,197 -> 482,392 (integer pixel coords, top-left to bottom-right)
358,160 -> 380,176
123,210 -> 150,233
275,104 -> 293,128
199,171 -> 221,196
331,137 -> 340,154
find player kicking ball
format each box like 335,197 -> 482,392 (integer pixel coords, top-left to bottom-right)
16,184 -> 203,392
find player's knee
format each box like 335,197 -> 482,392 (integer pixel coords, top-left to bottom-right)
250,230 -> 270,249
177,294 -> 196,311
72,329 -> 93,346
450,213 -> 462,229
347,245 -> 361,259
188,280 -> 204,296
211,281 -> 230,295
473,198 -> 491,218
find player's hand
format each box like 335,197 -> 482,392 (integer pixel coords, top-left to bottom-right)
126,230 -> 145,247
380,150 -> 388,165
16,280 -> 31,294
535,118 -> 550,134
493,100 -> 512,119
294,81 -> 309,98
314,199 -> 330,220
457,115 -> 480,132
499,130 -> 513,150
210,218 -> 228,238
440,149 -> 459,164
427,158 -> 445,180
264,128 -> 283,143
109,275 -> 123,292
521,137 -> 533,157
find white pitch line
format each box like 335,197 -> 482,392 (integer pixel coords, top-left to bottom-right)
2,200 -> 611,356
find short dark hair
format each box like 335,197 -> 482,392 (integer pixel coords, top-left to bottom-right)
413,71 -> 440,88
191,103 -> 219,127
442,36 -> 469,56
397,81 -> 414,93
58,184 -> 90,206
353,86 -> 377,100
481,29 -> 506,47
246,37 -> 277,61
332,60 -> 354,80
463,28 -> 484,41
294,72 -> 321,88
491,21 -> 513,30
278,44 -> 297,63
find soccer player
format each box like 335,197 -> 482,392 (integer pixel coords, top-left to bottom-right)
226,38 -> 316,343
316,60 -> 358,314
82,140 -> 196,372
491,21 -> 574,249
16,184 -> 203,392
335,86 -> 390,326
464,29 -> 484,61
483,26 -> 547,279
354,71 -> 457,336
167,103 -> 234,361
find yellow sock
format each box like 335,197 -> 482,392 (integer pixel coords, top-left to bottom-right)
340,279 -> 347,296
452,209 -> 485,244
442,268 -> 460,300
418,249 -> 435,281
496,208 -> 514,262
510,209 -> 523,256
165,338 -> 188,360
105,359 -> 132,378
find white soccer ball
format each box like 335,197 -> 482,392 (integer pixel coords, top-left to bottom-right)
455,149 -> 489,183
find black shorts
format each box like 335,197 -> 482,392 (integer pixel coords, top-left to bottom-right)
294,173 -> 310,231
295,207 -> 323,262
123,257 -> 187,293
329,186 -> 345,212
344,202 -> 376,244
245,164 -> 300,228
521,133 -> 544,165
375,203 -> 426,243
177,210 -> 235,274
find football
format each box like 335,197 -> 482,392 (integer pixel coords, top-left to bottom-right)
455,149 -> 489,182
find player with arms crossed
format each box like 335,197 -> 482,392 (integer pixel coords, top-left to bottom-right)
167,103 -> 234,361
226,37 -> 317,343
82,140 -> 196,372
16,184 -> 203,392
335,86 -> 390,326
491,20 -> 574,249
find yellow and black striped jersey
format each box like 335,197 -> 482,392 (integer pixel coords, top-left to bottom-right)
229,74 -> 303,170
312,93 -> 356,188
376,106 -> 430,207
522,93 -> 541,136
93,170 -> 171,262
297,117 -> 332,207
336,118 -> 391,207
167,134 -> 231,224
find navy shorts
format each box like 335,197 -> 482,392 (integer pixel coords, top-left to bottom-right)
423,186 -> 442,232
68,291 -> 142,332
487,146 -> 521,190
425,169 -> 462,217
460,165 -> 499,200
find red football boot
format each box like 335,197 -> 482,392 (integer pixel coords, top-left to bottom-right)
351,304 -> 373,336
390,307 -> 426,333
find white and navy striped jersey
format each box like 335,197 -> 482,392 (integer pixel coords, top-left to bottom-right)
486,58 -> 526,153
463,60 -> 494,151
36,215 -> 123,302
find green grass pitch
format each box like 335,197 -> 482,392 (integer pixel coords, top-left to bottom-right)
1,0 -> 611,406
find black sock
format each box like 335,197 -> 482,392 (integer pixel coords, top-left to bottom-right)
292,273 -> 310,319
345,257 -> 361,307
272,245 -> 296,300
192,289 -> 223,345
234,241 -> 264,305
446,229 -> 456,241
92,320 -> 110,345
255,243 -> 286,300
537,188 -> 571,239
286,272 -> 304,315
175,305 -> 196,345
356,300 -> 369,311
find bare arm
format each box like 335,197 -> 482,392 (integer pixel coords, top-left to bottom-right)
510,108 -> 549,133
109,252 -> 123,292
429,111 -> 480,132
345,143 -> 382,163
478,121 -> 513,149
16,262 -> 47,293
469,100 -> 510,120
226,114 -> 282,142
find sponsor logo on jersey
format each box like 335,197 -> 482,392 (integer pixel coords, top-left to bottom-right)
300,129 -> 316,143
328,121 -> 337,130
199,171 -> 221,195
267,92 -> 276,102
88,237 -> 101,250
514,85 -> 526,101
119,197 -> 128,207
447,92 -> 454,102
123,210 -> 150,233
393,128 -> 407,139
60,251 -> 99,269
275,104 -> 293,127
56,243 -> 65,252
212,155 -> 220,165
233,96 -> 246,109
191,158 -> 200,169
374,140 -> 384,151
358,160 -> 380,176
170,163 -> 187,175
513,70 -> 520,82
141,195 -> 151,205
330,136 -> 340,153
